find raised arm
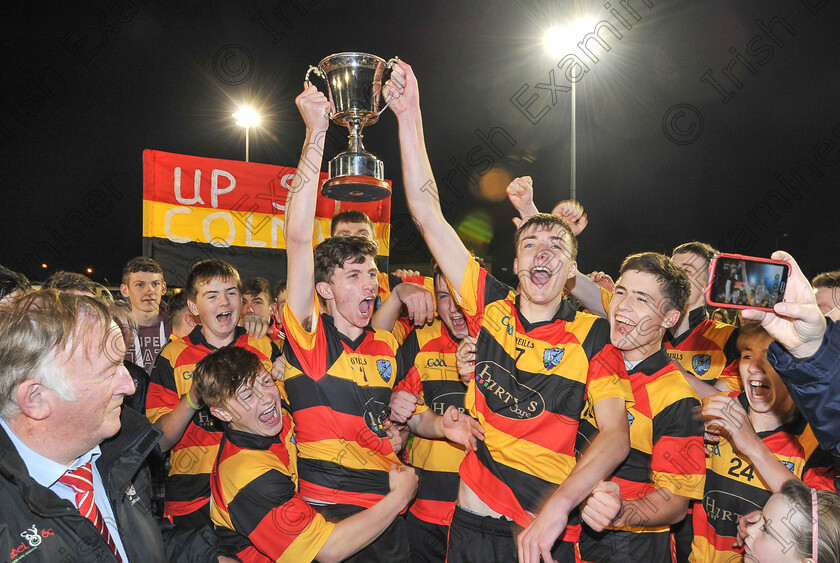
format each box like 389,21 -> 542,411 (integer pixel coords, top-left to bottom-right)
284,85 -> 331,328
385,61 -> 470,291
569,272 -> 609,317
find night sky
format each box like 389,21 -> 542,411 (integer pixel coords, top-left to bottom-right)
4,0 -> 839,287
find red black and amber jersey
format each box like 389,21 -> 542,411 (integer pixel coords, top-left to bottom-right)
665,306 -> 741,391
146,325 -> 280,523
578,347 -> 706,561
453,257 -> 634,529
282,303 -> 417,508
210,415 -> 335,563
689,394 -> 835,563
397,318 -> 466,526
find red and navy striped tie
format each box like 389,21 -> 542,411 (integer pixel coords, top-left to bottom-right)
58,461 -> 122,561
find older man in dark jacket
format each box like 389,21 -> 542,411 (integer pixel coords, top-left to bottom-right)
0,290 -> 167,562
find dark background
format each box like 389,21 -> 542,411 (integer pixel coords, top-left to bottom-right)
4,0 -> 839,287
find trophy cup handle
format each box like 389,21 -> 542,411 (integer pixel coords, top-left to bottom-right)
304,65 -> 326,85
377,57 -> 401,116
305,65 -> 335,119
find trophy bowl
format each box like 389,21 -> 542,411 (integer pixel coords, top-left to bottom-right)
305,52 -> 398,202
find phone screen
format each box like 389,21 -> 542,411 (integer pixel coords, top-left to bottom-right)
709,256 -> 788,309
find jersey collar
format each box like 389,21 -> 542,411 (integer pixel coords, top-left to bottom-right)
514,294 -> 577,332
188,325 -> 247,350
627,346 -> 672,376
737,392 -> 807,436
322,313 -> 373,350
666,305 -> 708,346
221,422 -> 282,450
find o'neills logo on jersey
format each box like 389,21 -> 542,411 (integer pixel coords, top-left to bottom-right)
474,361 -> 545,419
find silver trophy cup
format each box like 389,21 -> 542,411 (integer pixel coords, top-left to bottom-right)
305,52 -> 398,202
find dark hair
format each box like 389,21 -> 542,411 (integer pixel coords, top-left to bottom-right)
0,268 -> 31,302
42,271 -> 98,296
314,235 -> 378,285
709,307 -> 732,324
778,479 -> 840,562
185,259 -> 241,301
192,346 -> 264,408
330,210 -> 375,237
619,252 -> 691,314
812,270 -> 840,289
122,256 -> 164,285
242,277 -> 272,299
512,213 -> 578,261
272,281 -> 287,303
736,321 -> 769,349
671,241 -> 718,267
167,291 -> 189,316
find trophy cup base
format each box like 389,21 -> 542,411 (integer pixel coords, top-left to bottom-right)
322,175 -> 392,202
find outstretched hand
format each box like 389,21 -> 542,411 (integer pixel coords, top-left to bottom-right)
740,251 -> 826,358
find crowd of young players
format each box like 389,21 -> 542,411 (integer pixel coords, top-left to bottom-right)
1,59 -> 840,563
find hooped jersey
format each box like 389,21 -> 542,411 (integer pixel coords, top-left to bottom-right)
397,318 -> 466,526
453,257 -> 634,529
282,302 -> 417,508
146,326 -> 280,523
210,407 -> 335,563
665,307 -> 740,391
689,393 -> 835,563
578,348 -> 705,562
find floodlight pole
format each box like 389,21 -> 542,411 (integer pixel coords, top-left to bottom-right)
571,80 -> 576,202
245,125 -> 250,162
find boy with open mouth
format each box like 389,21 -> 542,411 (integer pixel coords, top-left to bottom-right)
192,346 -> 419,563
146,259 -> 282,557
692,322 -> 835,562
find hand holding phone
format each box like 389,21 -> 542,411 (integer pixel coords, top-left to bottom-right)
706,253 -> 790,312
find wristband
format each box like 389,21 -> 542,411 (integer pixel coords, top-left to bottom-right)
185,392 -> 201,411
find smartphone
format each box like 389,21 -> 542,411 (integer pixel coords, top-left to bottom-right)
706,253 -> 789,312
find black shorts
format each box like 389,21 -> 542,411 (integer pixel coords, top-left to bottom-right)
579,526 -> 671,563
316,503 -> 411,563
446,505 -> 577,563
405,511 -> 448,563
